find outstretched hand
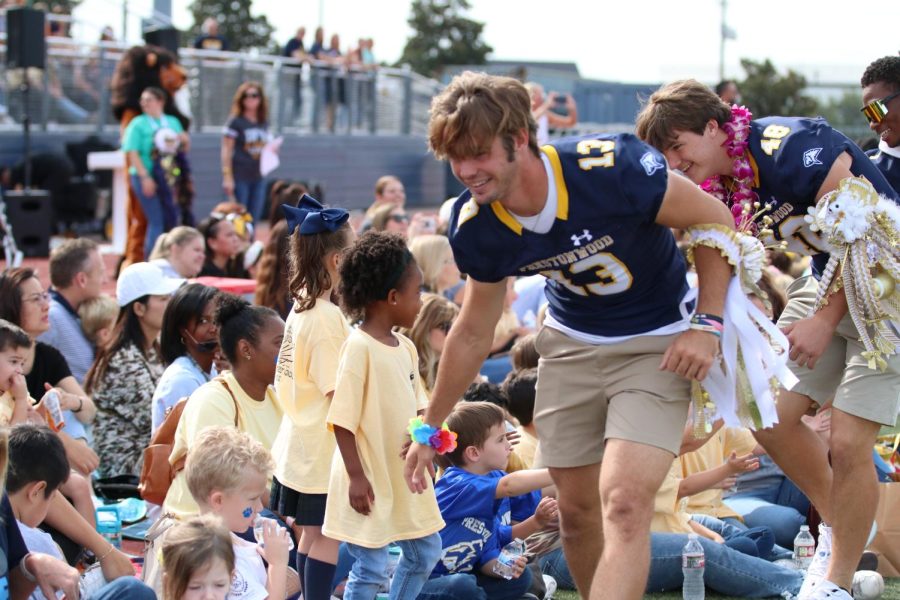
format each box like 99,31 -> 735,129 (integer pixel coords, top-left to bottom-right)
404,442 -> 437,494
660,329 -> 719,381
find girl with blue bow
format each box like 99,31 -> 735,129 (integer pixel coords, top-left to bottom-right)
268,195 -> 354,600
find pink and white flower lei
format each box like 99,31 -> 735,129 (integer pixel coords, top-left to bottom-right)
700,105 -> 759,232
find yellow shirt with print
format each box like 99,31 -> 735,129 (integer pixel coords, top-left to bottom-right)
163,371 -> 283,517
651,460 -> 693,534
679,427 -> 757,520
322,329 -> 444,548
271,299 -> 350,494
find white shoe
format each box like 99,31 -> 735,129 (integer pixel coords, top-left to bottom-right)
851,570 -> 884,600
803,580 -> 852,599
799,524 -> 833,599
542,574 -> 558,600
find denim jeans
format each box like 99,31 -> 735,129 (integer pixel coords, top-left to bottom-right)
539,534 -> 803,598
89,576 -> 156,600
418,568 -> 532,600
725,486 -> 808,549
345,533 -> 442,600
233,178 -> 267,224
691,514 -> 792,561
130,173 -> 165,260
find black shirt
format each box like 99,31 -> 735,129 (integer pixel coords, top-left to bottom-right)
26,341 -> 73,399
0,494 -> 28,589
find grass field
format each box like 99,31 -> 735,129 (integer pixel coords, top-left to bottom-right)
552,578 -> 900,599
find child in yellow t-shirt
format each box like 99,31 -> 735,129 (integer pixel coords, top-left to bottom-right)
270,197 -> 353,600
323,232 -> 445,598
0,319 -> 37,426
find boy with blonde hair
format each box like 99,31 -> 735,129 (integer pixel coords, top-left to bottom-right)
77,295 -> 118,349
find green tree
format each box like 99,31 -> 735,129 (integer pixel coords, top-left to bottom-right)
819,90 -> 874,143
187,0 -> 275,52
738,58 -> 819,117
398,0 -> 493,78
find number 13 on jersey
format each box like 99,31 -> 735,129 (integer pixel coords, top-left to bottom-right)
542,252 -> 633,296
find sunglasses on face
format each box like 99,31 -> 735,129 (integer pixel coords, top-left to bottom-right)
244,92 -> 261,99
861,91 -> 900,125
436,321 -> 453,334
389,214 -> 409,223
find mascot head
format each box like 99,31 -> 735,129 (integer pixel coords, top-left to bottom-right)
111,45 -> 189,129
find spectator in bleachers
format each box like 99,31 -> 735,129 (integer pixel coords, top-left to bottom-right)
193,17 -> 229,51
503,368 -> 539,469
0,268 -> 97,460
284,27 -> 308,123
525,83 -> 577,146
397,293 -> 459,395
149,226 -> 207,279
254,220 -> 292,319
311,30 -> 347,132
715,79 -> 741,104
510,333 -> 539,371
77,293 -> 118,350
152,283 -> 221,433
85,262 -> 183,477
408,234 -> 462,301
369,203 -> 409,236
197,214 -> 251,279
222,81 -> 273,223
37,239 -> 107,386
364,175 -> 406,221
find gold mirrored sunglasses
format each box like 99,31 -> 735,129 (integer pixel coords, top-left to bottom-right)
861,91 -> 900,125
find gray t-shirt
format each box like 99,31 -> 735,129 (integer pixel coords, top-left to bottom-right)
224,116 -> 269,182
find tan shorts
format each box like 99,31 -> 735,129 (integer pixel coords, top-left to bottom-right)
532,326 -> 691,468
778,276 -> 900,426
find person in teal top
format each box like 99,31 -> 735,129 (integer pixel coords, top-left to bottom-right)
121,86 -> 190,259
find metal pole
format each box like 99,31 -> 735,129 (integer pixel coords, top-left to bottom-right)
122,0 -> 128,43
22,79 -> 31,190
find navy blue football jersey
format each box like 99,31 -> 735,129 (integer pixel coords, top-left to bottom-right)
746,117 -> 898,257
867,146 -> 900,195
448,133 -> 689,338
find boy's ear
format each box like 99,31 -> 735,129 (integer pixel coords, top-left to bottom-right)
27,481 -> 48,502
463,445 -> 480,464
705,118 -> 719,136
207,490 -> 224,511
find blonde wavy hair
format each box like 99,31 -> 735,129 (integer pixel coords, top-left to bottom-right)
397,293 -> 459,392
409,234 -> 453,293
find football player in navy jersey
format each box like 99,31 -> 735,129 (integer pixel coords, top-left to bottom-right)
404,72 -> 739,600
861,56 -> 900,194
637,79 -> 900,600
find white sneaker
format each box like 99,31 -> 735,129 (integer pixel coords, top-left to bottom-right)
542,574 -> 558,600
851,570 -> 884,600
799,524 -> 833,599
804,580 -> 852,599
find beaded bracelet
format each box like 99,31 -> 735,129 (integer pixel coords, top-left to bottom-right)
408,417 -> 458,455
690,313 -> 724,338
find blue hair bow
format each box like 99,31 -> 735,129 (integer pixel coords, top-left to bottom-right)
282,194 -> 350,235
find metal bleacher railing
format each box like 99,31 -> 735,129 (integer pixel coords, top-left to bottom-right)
0,36 -> 444,137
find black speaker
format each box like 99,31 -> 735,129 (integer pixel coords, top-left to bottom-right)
144,27 -> 180,54
4,189 -> 52,257
6,8 -> 46,70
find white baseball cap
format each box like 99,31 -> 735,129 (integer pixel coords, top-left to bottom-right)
116,262 -> 185,307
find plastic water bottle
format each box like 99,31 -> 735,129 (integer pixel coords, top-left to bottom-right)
95,506 -> 122,549
252,515 -> 295,551
386,544 -> 402,579
793,525 -> 815,570
682,533 -> 705,600
493,538 -> 527,580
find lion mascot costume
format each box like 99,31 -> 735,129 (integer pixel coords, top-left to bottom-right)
111,45 -> 193,268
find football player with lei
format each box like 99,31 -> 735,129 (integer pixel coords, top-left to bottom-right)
403,71 -> 750,600
861,56 -> 900,195
637,79 -> 900,600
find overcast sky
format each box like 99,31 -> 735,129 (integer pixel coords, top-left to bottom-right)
73,0 -> 899,84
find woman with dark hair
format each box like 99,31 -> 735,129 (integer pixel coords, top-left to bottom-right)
163,293 -> 284,517
85,263 -> 183,477
197,214 -> 250,278
0,268 -> 97,468
151,283 -> 221,432
254,220 -> 292,318
221,81 -> 275,223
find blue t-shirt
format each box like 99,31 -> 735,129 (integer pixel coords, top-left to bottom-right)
867,146 -> 900,196
0,495 -> 29,597
746,117 -> 898,257
448,134 -> 689,338
432,467 -> 540,577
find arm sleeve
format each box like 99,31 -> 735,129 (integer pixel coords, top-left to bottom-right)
326,339 -> 366,433
223,117 -> 239,139
307,329 -> 345,397
40,344 -> 72,385
772,120 -> 845,201
614,135 -> 670,223
121,118 -> 142,152
478,531 -> 501,566
2,496 -> 28,571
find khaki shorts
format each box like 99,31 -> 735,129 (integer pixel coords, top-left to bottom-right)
778,275 -> 900,426
532,326 -> 691,468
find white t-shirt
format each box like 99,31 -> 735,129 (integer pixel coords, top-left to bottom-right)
228,536 -> 268,600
